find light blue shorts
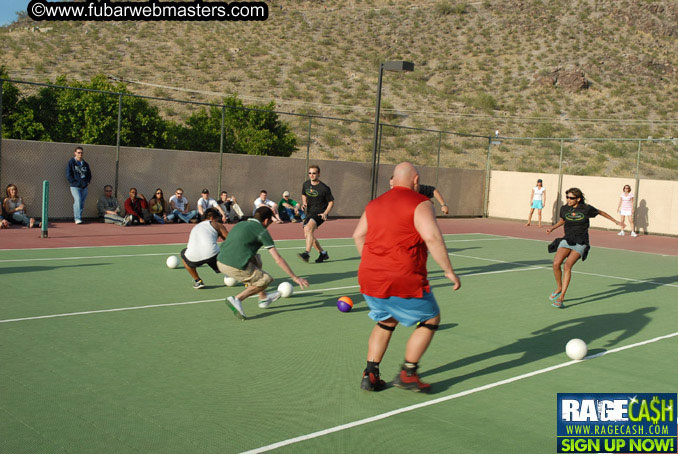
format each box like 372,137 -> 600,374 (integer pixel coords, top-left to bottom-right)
558,239 -> 586,256
363,291 -> 440,327
531,200 -> 544,209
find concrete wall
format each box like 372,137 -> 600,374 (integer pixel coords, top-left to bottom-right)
1,139 -> 485,219
488,170 -> 678,235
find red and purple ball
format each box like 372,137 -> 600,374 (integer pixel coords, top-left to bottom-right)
337,296 -> 354,313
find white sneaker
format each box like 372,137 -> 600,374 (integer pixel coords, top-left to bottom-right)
631,231 -> 637,237
75,219 -> 83,224
258,291 -> 281,309
617,231 -> 625,236
226,296 -> 247,320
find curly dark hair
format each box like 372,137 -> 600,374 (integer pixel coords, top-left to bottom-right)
565,187 -> 585,203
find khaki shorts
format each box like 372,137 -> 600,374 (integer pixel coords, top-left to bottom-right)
217,256 -> 273,288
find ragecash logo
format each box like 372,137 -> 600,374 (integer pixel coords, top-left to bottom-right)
557,393 -> 677,453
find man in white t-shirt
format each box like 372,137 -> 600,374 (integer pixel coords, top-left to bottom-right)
181,208 -> 229,289
169,188 -> 198,223
253,190 -> 282,223
197,188 -> 227,223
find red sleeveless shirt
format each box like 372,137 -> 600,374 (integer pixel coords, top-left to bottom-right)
358,186 -> 431,298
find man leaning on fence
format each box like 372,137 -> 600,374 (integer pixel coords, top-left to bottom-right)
97,185 -> 130,226
66,146 -> 92,224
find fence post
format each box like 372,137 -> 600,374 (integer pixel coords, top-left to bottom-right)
633,140 -> 642,225
114,94 -> 122,198
483,136 -> 492,217
218,105 -> 226,194
41,180 -> 49,238
374,124 -> 384,194
435,131 -> 442,187
305,117 -> 312,177
556,139 -> 564,224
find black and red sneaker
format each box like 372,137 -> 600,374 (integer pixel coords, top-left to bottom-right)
393,369 -> 431,393
360,370 -> 386,391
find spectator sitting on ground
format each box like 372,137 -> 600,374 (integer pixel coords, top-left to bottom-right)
253,190 -> 282,223
3,184 -> 39,228
169,188 -> 197,223
148,188 -> 170,224
197,188 -> 227,223
97,184 -> 129,226
124,188 -> 151,225
278,190 -> 305,223
218,191 -> 244,223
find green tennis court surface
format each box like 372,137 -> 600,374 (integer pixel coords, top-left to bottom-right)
1,234 -> 676,453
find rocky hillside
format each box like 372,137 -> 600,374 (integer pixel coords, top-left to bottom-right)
1,0 -> 677,177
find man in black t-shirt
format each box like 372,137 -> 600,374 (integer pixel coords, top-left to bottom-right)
390,177 -> 449,215
299,165 -> 335,263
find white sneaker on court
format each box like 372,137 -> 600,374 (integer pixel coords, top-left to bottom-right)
226,296 -> 247,320
631,231 -> 637,237
617,231 -> 625,236
258,291 -> 281,309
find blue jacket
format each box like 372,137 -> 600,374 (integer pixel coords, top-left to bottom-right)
66,157 -> 92,188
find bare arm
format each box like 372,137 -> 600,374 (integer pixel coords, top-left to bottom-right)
529,188 -> 534,204
432,189 -> 449,214
352,212 -> 368,256
413,201 -> 460,290
598,209 -> 624,227
301,194 -> 308,211
617,197 -> 622,213
321,200 -> 334,220
268,247 -> 309,288
546,219 -> 565,234
212,220 -> 229,240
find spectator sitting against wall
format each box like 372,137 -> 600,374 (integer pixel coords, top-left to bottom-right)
148,188 -> 171,224
169,188 -> 197,223
124,188 -> 151,225
3,184 -> 39,228
197,189 -> 227,223
253,190 -> 282,223
278,190 -> 305,223
97,184 -> 130,226
218,191 -> 244,223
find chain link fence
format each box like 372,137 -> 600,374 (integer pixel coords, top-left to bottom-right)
2,78 -> 677,222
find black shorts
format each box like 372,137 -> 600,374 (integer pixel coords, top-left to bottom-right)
303,214 -> 325,228
180,248 -> 220,272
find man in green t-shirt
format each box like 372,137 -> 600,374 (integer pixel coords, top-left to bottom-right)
278,190 -> 305,223
217,206 -> 309,320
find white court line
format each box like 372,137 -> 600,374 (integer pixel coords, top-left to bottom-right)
474,232 -> 678,257
0,236 -> 501,263
449,252 -> 678,289
0,267 -> 542,324
0,233 -> 500,253
240,332 -> 678,454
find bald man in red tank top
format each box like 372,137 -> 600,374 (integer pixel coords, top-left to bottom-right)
353,162 -> 461,393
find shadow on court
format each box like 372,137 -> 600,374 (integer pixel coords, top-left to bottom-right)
0,263 -> 111,275
563,275 -> 677,308
428,259 -> 551,280
423,307 -> 656,394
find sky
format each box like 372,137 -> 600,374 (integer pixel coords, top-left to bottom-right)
0,0 -> 30,26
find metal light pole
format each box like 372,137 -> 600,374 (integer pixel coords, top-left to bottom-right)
370,61 -> 414,200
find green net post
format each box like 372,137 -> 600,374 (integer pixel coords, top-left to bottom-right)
41,180 -> 49,238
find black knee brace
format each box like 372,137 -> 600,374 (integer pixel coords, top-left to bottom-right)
377,322 -> 396,332
417,321 -> 439,331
